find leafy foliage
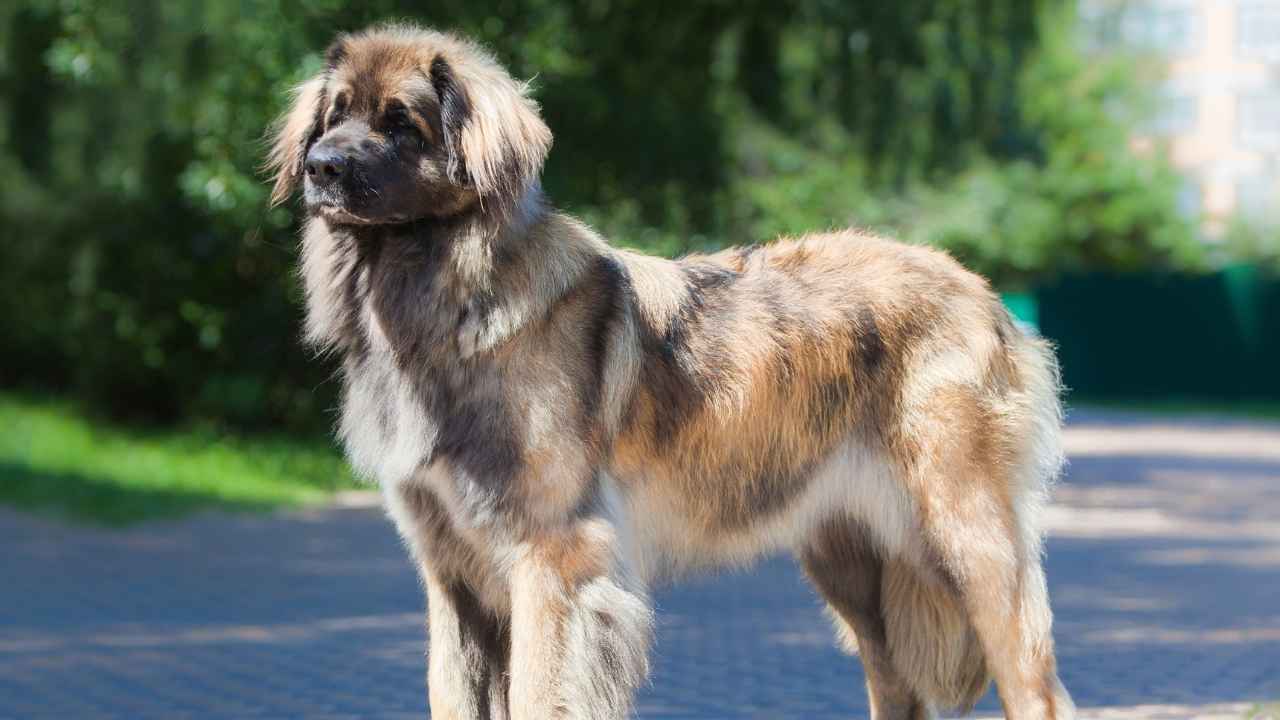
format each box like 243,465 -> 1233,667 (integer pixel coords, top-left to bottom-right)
1224,220 -> 1280,272
720,5 -> 1197,288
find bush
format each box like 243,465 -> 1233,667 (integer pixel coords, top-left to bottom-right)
1224,221 -> 1280,273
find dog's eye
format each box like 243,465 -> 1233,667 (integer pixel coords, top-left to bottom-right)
387,111 -> 422,142
327,94 -> 349,128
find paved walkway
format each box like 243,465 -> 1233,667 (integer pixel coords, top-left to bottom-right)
2,411 -> 1279,719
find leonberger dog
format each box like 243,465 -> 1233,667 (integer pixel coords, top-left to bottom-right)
267,24 -> 1074,720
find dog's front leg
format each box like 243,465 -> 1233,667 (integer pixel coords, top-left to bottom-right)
385,483 -> 510,719
507,517 -> 653,720
424,572 -> 510,720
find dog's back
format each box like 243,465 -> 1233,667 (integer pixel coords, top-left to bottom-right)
608,230 -> 1059,556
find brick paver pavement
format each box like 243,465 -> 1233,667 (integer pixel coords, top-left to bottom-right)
2,411 -> 1278,719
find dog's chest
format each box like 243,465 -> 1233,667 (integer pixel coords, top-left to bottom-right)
334,286 -> 513,511
337,316 -> 440,485
320,231 -> 454,485
308,225 -> 540,518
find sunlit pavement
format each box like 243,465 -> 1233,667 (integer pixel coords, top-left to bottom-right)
2,411 -> 1279,719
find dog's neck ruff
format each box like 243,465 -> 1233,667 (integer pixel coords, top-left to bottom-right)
299,182 -> 611,494
299,185 -> 598,369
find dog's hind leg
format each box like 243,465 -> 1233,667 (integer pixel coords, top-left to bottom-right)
800,519 -> 934,720
917,494 -> 1072,719
905,388 -> 1074,720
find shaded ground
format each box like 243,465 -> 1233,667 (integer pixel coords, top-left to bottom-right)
2,411 -> 1278,719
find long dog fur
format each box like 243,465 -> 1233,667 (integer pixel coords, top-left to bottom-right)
268,24 -> 1075,720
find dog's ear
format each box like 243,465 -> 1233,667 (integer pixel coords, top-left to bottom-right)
324,34 -> 349,70
430,50 -> 552,202
265,73 -> 327,207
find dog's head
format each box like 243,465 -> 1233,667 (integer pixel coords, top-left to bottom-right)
266,25 -> 552,223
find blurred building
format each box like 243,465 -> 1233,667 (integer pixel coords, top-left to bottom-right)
1082,0 -> 1280,234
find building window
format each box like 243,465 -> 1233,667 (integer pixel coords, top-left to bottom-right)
1079,1 -> 1127,50
1239,0 -> 1280,60
1122,2 -> 1198,53
1238,94 -> 1280,149
1150,92 -> 1198,135
1178,179 -> 1202,219
1080,1 -> 1197,54
1235,175 -> 1276,220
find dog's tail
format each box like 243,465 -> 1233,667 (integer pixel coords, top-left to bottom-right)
881,560 -> 990,712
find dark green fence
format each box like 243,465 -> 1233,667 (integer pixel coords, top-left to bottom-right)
1036,267 -> 1280,401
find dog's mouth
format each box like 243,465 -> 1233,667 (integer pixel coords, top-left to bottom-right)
315,204 -> 419,227
305,179 -> 386,225
314,203 -> 382,226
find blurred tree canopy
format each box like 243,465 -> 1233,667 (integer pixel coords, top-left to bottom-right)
0,0 -> 1196,431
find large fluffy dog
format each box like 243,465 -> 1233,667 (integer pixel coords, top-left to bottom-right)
268,24 -> 1074,720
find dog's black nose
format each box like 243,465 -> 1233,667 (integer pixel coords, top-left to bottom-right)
304,146 -> 349,186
